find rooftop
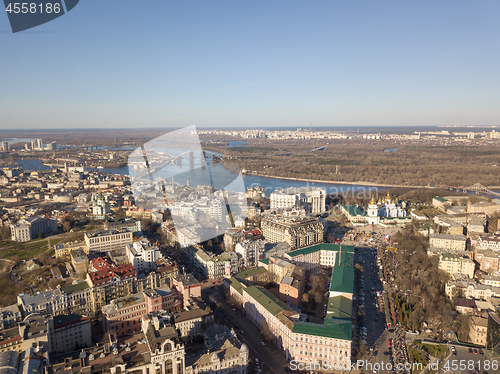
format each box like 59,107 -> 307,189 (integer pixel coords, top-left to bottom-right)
244,286 -> 294,316
286,243 -> 354,258
326,296 -> 352,320
329,266 -> 354,294
234,266 -> 267,280
293,319 -> 352,341
342,205 -> 367,217
61,281 -> 89,295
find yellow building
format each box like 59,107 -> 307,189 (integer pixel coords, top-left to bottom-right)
469,316 -> 488,347
438,253 -> 475,279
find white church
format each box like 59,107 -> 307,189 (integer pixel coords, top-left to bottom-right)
91,191 -> 110,220
365,192 -> 409,225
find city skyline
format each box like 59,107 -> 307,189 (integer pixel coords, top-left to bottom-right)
1,1 -> 500,129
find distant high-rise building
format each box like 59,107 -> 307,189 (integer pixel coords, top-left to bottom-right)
1,141 -> 8,152
46,141 -> 57,150
31,138 -> 43,150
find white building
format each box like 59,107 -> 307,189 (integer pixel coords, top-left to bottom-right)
10,216 -> 57,242
18,290 -> 67,317
366,193 -> 408,225
235,239 -> 266,267
126,240 -> 162,273
185,245 -> 239,279
270,187 -> 326,214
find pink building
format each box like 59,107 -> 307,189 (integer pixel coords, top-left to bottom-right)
172,274 -> 201,309
102,286 -> 181,336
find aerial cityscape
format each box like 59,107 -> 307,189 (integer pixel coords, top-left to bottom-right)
2,2 -> 500,374
0,126 -> 500,374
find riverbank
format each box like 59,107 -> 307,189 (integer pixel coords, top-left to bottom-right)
244,171 -> 430,189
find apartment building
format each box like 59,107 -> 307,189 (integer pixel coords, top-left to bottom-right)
54,241 -> 87,260
429,233 -> 467,251
87,258 -> 137,309
60,281 -> 93,316
469,316 -> 488,347
270,187 -> 326,214
126,240 -> 161,273
185,245 -> 238,279
172,303 -> 214,339
445,278 -> 500,300
102,286 -> 181,336
185,324 -> 249,374
103,217 -> 142,232
477,233 -> 500,251
17,289 -> 67,317
475,249 -> 500,273
438,253 -> 475,279
47,314 -> 92,354
235,239 -> 265,267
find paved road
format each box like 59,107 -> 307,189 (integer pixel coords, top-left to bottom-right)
202,284 -> 288,374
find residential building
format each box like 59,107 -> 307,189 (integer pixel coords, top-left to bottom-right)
185,245 -> 238,279
477,233 -> 500,251
445,278 -> 500,300
475,249 -> 500,273
47,314 -> 92,354
270,187 -> 326,214
470,316 -> 488,347
177,227 -> 201,248
17,289 -> 67,317
432,197 -> 449,211
0,315 -> 50,354
0,304 -> 21,330
185,324 -> 249,374
126,240 -> 161,273
102,287 -> 181,336
438,253 -> 475,279
429,233 -> 467,251
87,257 -> 137,310
172,274 -> 201,309
456,298 -> 477,314
235,239 -> 265,267
172,303 -> 214,340
60,281 -> 93,316
468,200 -> 500,215
481,273 -> 500,288
54,241 -> 87,260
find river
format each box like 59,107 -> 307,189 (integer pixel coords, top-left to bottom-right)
15,158 -> 389,196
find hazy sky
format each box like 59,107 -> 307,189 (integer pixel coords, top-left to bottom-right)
1,1 -> 500,129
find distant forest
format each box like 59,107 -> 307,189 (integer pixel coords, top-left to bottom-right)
206,138 -> 500,188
